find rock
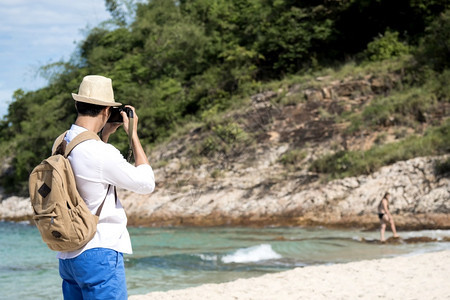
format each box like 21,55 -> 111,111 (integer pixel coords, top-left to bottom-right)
121,155 -> 450,229
332,80 -> 372,98
0,196 -> 33,222
2,156 -> 449,230
304,88 -> 323,101
251,91 -> 277,103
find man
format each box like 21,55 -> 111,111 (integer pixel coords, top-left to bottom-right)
57,75 -> 155,299
378,192 -> 399,242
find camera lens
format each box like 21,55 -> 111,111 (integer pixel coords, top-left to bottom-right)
107,107 -> 123,123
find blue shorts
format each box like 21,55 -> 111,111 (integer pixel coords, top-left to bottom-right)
59,248 -> 127,300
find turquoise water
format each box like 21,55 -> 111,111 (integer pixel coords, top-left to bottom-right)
1,221 -> 449,299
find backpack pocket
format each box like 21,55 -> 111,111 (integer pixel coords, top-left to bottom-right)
29,165 -> 57,216
33,203 -> 71,244
69,203 -> 99,242
31,196 -> 56,215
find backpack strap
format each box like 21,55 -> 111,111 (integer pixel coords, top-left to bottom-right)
52,130 -> 114,218
52,130 -> 100,156
64,131 -> 101,158
95,185 -> 118,216
63,131 -> 111,217
52,131 -> 68,155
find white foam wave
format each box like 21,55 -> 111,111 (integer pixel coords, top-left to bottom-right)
401,229 -> 450,239
221,244 -> 282,264
196,254 -> 218,261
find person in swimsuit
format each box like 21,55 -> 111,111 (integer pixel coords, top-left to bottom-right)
378,192 -> 399,242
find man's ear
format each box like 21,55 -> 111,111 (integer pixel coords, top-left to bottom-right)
101,106 -> 111,120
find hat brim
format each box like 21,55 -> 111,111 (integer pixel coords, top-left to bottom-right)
72,93 -> 122,107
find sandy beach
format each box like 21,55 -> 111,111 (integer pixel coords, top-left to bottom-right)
129,250 -> 450,300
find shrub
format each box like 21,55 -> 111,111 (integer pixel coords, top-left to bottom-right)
434,157 -> 450,176
278,149 -> 307,168
364,30 -> 410,62
345,87 -> 438,133
415,9 -> 450,71
311,120 -> 450,179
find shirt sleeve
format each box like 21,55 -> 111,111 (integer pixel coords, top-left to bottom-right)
100,143 -> 155,194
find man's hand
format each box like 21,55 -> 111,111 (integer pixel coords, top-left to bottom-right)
120,105 -> 149,166
121,105 -> 138,137
101,121 -> 122,142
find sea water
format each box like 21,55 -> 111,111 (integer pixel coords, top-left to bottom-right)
1,221 -> 449,299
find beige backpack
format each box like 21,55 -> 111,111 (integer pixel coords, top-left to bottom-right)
29,131 -> 109,252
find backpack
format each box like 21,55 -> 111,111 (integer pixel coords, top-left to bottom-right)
29,131 -> 108,252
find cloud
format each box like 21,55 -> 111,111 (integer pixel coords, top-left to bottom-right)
1,0 -> 108,26
0,0 -> 109,53
0,0 -> 111,118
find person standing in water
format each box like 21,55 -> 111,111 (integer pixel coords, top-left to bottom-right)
378,192 -> 400,242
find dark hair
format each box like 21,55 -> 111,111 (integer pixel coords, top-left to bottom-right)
75,101 -> 108,117
383,192 -> 390,199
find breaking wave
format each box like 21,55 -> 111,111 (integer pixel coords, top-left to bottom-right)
221,244 -> 282,264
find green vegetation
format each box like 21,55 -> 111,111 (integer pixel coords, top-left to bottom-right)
278,149 -> 307,172
363,30 -> 410,62
1,0 -> 450,194
311,119 -> 450,179
188,120 -> 253,162
344,87 -> 438,133
434,157 -> 450,175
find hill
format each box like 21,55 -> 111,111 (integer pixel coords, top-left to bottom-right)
119,65 -> 449,229
0,1 -> 450,228
2,63 -> 449,229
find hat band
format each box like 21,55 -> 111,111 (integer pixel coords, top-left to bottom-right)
72,93 -> 122,107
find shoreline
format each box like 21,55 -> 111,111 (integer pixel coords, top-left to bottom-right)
2,155 -> 449,230
129,250 -> 450,300
2,204 -> 449,231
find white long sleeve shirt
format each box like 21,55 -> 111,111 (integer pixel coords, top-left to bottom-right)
57,124 -> 155,259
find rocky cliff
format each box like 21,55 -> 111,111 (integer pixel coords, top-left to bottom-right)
121,155 -> 449,229
1,74 -> 449,229
1,155 -> 448,229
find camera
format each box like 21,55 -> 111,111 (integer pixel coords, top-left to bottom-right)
107,106 -> 133,123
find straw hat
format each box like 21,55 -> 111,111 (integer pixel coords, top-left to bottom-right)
72,75 -> 122,107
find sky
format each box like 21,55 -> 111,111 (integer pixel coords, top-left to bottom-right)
0,0 -> 111,119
